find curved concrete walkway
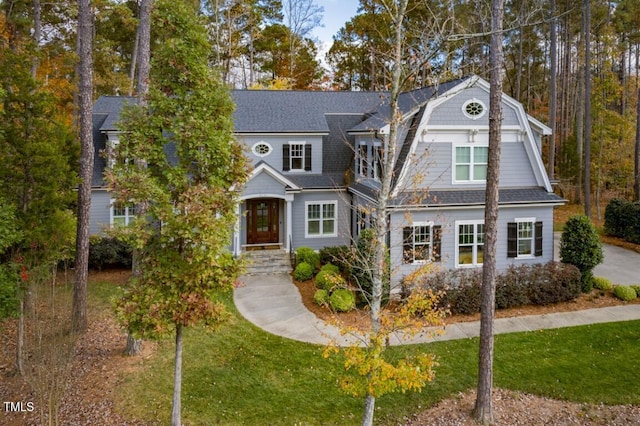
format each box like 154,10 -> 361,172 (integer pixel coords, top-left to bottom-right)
235,242 -> 640,346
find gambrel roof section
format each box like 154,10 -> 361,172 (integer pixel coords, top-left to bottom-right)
91,96 -> 137,187
392,76 -> 554,197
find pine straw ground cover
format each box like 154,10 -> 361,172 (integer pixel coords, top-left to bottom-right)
2,265 -> 640,425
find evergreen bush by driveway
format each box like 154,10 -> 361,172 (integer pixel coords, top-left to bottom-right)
560,215 -> 603,292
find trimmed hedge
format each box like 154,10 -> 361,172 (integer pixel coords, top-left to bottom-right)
329,288 -> 356,312
296,247 -> 319,270
314,289 -> 329,306
320,263 -> 340,274
614,285 -> 637,301
293,262 -> 314,281
88,236 -> 132,270
605,199 -> 640,244
403,262 -> 582,315
560,215 -> 603,292
319,246 -> 352,274
315,270 -> 346,292
593,277 -> 613,291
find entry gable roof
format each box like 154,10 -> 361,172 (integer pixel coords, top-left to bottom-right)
245,161 -> 301,191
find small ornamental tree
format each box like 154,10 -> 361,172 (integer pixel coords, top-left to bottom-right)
560,215 -> 603,292
108,2 -> 248,425
324,288 -> 446,401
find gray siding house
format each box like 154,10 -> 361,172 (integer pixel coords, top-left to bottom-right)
90,76 -> 564,289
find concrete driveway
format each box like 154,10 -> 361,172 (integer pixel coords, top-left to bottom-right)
554,233 -> 640,285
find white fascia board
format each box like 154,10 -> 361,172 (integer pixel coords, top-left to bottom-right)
246,162 -> 302,191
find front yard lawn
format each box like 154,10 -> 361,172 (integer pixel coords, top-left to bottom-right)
108,283 -> 640,425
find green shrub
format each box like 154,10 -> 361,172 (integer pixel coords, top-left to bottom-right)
593,277 -> 613,291
560,215 -> 604,292
614,285 -> 637,301
527,262 -> 582,305
293,262 -> 314,281
495,265 -> 530,309
313,289 -> 329,306
319,246 -> 352,274
88,236 -> 132,270
404,262 -> 581,313
296,247 -> 319,270
631,285 -> 640,296
320,263 -> 340,274
352,229 -> 390,307
0,264 -> 19,319
329,288 -> 356,312
604,199 -> 640,244
315,270 -> 346,291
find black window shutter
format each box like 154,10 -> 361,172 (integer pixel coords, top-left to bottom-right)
433,225 -> 442,262
402,227 -> 413,264
507,222 -> 517,258
304,145 -> 312,171
282,144 -> 290,171
535,221 -> 543,256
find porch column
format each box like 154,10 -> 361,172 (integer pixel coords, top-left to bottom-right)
233,202 -> 241,256
285,193 -> 294,252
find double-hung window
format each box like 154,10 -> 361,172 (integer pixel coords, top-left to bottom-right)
454,146 -> 488,182
456,221 -> 484,266
403,223 -> 441,264
508,219 -> 543,258
306,201 -> 337,237
283,142 -> 311,172
111,201 -> 136,226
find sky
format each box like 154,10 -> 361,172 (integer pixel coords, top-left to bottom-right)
310,0 -> 360,61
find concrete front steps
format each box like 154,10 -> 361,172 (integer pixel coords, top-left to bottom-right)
242,249 -> 293,275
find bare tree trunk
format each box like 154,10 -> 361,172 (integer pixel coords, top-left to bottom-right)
171,324 -> 183,426
31,0 -> 41,78
583,0 -> 592,218
73,0 -> 94,333
125,0 -> 153,356
362,392 -> 375,426
474,0 -> 503,422
635,45 -> 640,201
575,65 -> 584,204
16,299 -> 24,375
548,0 -> 557,179
136,0 -> 152,97
128,26 -> 139,96
361,1 -> 408,425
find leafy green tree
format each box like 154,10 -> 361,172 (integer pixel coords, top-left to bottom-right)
108,1 -> 248,424
0,200 -> 22,320
560,215 -> 604,292
253,23 -> 323,89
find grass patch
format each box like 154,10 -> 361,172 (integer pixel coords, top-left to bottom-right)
106,281 -> 640,425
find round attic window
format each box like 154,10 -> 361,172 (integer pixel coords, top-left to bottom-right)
463,99 -> 486,120
252,142 -> 272,157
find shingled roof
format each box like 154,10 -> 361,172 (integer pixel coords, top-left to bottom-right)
231,90 -> 386,133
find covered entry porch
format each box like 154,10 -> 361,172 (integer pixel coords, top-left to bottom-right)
232,193 -> 295,256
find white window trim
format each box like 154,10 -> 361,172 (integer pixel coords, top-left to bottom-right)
462,98 -> 487,120
288,141 -> 307,172
372,144 -> 383,181
305,200 -> 338,238
404,221 -> 434,265
251,141 -> 273,157
357,142 -> 368,177
455,220 -> 484,268
110,199 -> 136,227
452,144 -> 489,184
515,217 -> 536,259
